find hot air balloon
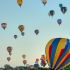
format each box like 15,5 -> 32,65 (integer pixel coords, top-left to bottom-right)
59,4 -> 63,8
34,29 -> 39,35
61,6 -> 67,14
48,10 -> 55,17
17,0 -> 23,7
57,19 -> 62,26
21,32 -> 25,36
14,35 -> 17,39
18,25 -> 24,32
23,60 -> 27,65
7,57 -> 11,62
41,0 -> 47,5
22,54 -> 26,59
1,23 -> 7,30
7,46 -> 12,56
45,38 -> 70,70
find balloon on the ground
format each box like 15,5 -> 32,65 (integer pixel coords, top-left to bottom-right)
45,38 -> 70,70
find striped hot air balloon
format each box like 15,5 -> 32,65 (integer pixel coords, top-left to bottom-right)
45,38 -> 70,70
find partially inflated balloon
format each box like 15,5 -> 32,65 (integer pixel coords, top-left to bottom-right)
1,23 -> 7,30
17,0 -> 23,7
45,38 -> 70,70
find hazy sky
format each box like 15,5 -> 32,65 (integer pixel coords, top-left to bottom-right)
0,0 -> 70,67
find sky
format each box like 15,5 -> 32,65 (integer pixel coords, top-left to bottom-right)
0,0 -> 70,67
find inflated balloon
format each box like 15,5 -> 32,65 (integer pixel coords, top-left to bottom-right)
7,57 -> 11,62
61,7 -> 67,14
57,19 -> 62,26
45,38 -> 70,70
22,54 -> 26,59
59,4 -> 63,8
17,0 -> 23,7
41,0 -> 47,5
14,35 -> 17,39
48,10 -> 55,17
18,25 -> 24,32
7,46 -> 12,56
1,23 -> 7,30
21,32 -> 25,36
23,60 -> 27,65
34,29 -> 39,35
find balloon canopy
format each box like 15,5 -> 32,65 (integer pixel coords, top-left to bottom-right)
7,57 -> 11,62
41,0 -> 47,5
14,35 -> 17,39
7,46 -> 13,56
45,38 -> 70,70
18,25 -> 24,32
61,7 -> 67,14
34,29 -> 39,35
1,23 -> 7,30
57,19 -> 62,26
17,0 -> 23,7
48,10 -> 55,17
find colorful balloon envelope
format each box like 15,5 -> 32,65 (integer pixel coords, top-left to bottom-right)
1,23 -> 7,30
45,38 -> 70,70
18,25 -> 24,32
17,0 -> 23,7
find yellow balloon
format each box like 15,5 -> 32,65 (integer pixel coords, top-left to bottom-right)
17,0 -> 23,7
